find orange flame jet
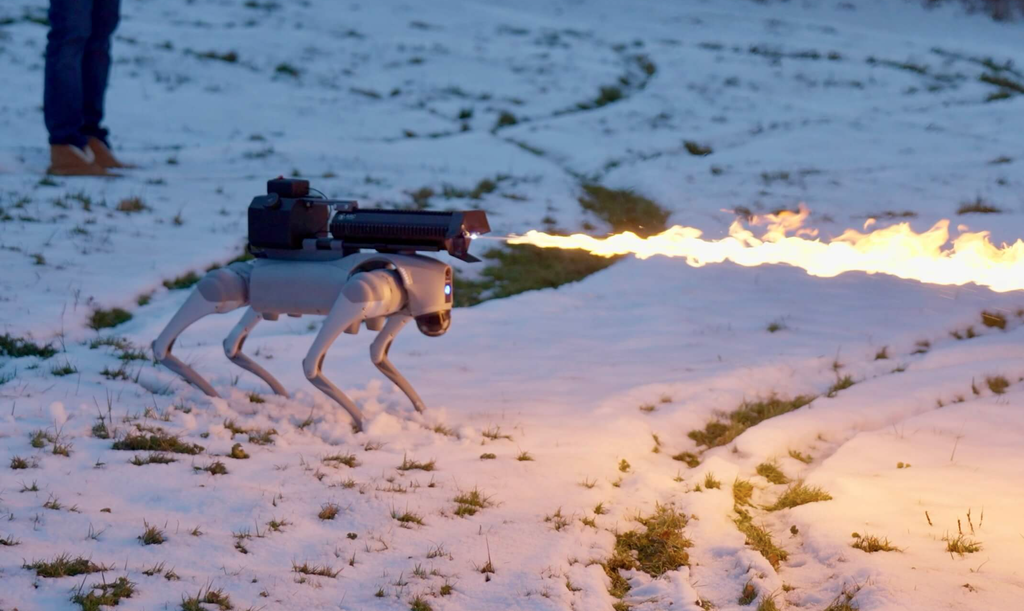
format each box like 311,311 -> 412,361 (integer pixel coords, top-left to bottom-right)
508,206 -> 1024,292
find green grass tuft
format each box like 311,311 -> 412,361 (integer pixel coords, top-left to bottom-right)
986,375 -> 1010,394
603,504 -> 691,602
0,333 -> 57,359
181,585 -> 233,610
71,576 -> 135,611
689,394 -> 815,449
88,308 -> 132,330
163,271 -> 201,290
453,487 -> 493,517
25,554 -> 110,578
112,430 -> 204,455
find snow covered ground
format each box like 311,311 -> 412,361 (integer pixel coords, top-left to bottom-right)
2,0 -> 1024,609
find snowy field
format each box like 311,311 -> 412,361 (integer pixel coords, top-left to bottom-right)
2,0 -> 1024,610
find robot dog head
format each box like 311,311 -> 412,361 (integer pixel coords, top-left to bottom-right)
351,255 -> 455,337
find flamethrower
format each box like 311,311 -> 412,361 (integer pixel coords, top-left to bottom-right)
153,178 -> 490,431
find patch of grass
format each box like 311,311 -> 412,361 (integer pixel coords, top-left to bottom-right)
482,426 -> 513,441
851,533 -> 901,553
10,455 -> 30,470
495,111 -> 518,129
0,534 -> 19,546
0,333 -> 57,359
456,184 -> 669,306
323,452 -> 358,468
734,513 -> 788,569
766,481 -> 833,511
275,63 -> 300,77
986,375 -> 1010,394
129,453 -> 176,466
193,49 -> 239,63
25,554 -> 110,578
739,581 -> 757,605
479,452 -> 496,460
874,346 -> 889,360
112,430 -> 204,455
516,451 -> 534,461
733,479 -> 754,506
410,596 -> 433,611
603,504 -> 691,602
684,141 -> 713,156
391,508 -> 425,526
455,246 -> 616,306
672,451 -> 700,468
88,308 -> 132,330
50,360 -> 78,377
100,365 -> 130,381
319,503 -> 340,520
944,533 -> 982,556
293,561 -> 339,578
398,455 -> 436,471
71,576 -> 135,610
453,487 -> 493,517
579,184 -> 669,237
229,443 -> 249,459
703,472 -> 721,489
957,196 -> 1002,215
115,197 -> 147,213
138,521 -> 166,545
827,375 -> 855,397
689,394 -> 815,449
756,593 -> 780,611
181,585 -> 233,611
788,449 -> 812,464
981,310 -> 1007,329
195,461 -> 228,475
756,461 -> 790,485
163,271 -> 201,290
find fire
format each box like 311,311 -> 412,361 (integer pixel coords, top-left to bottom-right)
508,205 -> 1024,292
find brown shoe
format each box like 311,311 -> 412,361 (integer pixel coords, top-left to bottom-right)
48,145 -> 111,176
87,137 -> 135,169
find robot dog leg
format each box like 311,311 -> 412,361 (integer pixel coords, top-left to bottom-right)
370,315 -> 425,414
152,266 -> 250,397
223,307 -> 288,397
302,268 -> 406,429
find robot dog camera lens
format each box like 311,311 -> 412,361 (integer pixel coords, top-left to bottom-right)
415,311 -> 451,337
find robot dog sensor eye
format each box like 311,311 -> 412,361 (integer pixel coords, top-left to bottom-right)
153,178 -> 490,431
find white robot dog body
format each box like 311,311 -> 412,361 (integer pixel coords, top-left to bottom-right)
152,178 -> 485,431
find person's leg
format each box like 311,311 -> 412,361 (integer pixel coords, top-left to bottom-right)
44,0 -> 93,148
81,0 -> 120,144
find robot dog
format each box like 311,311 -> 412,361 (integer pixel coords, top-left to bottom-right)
152,178 -> 489,430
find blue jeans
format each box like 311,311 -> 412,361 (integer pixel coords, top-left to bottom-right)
44,0 -> 120,148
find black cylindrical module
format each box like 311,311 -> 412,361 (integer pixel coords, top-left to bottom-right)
330,209 -> 490,262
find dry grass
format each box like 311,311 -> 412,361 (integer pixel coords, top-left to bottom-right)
981,310 -> 1007,329
957,196 -> 1002,215
453,487 -> 493,517
398,455 -> 436,471
734,512 -> 788,569
986,375 -> 1010,394
944,533 -> 982,556
293,561 -> 340,578
756,461 -> 790,485
181,585 -> 232,611
766,481 -> 833,511
851,533 -> 901,553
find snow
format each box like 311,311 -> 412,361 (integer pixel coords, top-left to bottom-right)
2,0 -> 1024,610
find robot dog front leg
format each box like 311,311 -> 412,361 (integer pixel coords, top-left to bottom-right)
152,266 -> 250,397
303,269 -> 406,430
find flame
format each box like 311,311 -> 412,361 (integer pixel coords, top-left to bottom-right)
508,205 -> 1024,292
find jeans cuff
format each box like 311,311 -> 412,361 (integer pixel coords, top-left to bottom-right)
81,126 -> 110,146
